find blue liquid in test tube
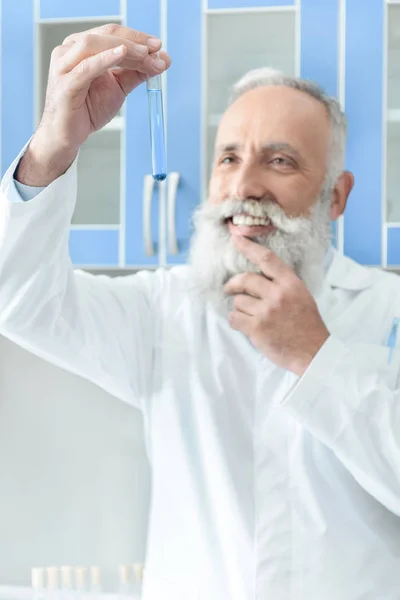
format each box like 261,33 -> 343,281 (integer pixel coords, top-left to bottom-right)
146,75 -> 167,181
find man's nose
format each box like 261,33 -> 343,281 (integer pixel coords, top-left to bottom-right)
231,163 -> 266,201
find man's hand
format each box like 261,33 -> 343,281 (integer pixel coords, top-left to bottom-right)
16,24 -> 171,186
224,236 -> 330,376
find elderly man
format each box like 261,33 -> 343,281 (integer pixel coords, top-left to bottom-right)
1,25 -> 400,600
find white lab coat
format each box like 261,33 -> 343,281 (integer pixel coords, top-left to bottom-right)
1,149 -> 400,600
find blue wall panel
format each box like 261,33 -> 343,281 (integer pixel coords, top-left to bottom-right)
300,0 -> 339,97
69,229 -> 119,266
344,0 -> 384,265
166,0 -> 202,264
300,0 -> 339,248
40,0 -> 121,19
1,0 -> 34,176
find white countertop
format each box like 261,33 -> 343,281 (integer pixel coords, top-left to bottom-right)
0,587 -> 140,600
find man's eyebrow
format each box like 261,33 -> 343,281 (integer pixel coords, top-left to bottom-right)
262,142 -> 302,159
216,142 -> 302,159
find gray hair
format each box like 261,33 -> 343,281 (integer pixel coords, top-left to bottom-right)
230,67 -> 347,187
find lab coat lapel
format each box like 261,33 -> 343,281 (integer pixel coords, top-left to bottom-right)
325,250 -> 374,292
318,250 -> 390,345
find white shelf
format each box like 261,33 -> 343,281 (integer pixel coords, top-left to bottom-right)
101,116 -> 125,132
388,109 -> 400,122
39,16 -> 122,25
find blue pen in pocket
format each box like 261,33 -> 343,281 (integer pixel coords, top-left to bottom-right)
387,317 -> 399,365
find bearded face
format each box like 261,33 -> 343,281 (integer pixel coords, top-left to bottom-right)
189,84 -> 341,308
189,190 -> 332,308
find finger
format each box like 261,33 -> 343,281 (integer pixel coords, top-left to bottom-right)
111,50 -> 170,93
232,294 -> 260,317
48,43 -> 71,72
111,67 -> 146,95
68,45 -> 128,89
228,310 -> 254,335
58,33 -> 149,74
232,236 -> 293,280
65,23 -> 162,52
135,50 -> 170,76
154,50 -> 171,70
224,272 -> 269,298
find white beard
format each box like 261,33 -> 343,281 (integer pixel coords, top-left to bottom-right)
188,188 -> 333,309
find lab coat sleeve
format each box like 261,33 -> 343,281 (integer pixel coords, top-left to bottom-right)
13,178 -> 46,201
280,334 -> 400,516
0,148 -> 155,410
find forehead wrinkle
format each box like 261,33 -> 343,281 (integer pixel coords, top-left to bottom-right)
216,143 -> 241,153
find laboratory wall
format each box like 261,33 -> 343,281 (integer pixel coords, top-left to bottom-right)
3,0 -> 400,270
0,334 -> 150,587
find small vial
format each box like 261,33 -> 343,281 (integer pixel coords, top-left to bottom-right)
90,566 -> 102,593
31,568 -> 45,600
46,566 -> 59,599
132,563 -> 144,585
118,564 -> 131,596
60,566 -> 73,591
146,74 -> 167,182
132,563 -> 144,595
74,567 -> 88,591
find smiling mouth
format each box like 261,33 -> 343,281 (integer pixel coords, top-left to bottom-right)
224,214 -> 272,227
224,214 -> 276,237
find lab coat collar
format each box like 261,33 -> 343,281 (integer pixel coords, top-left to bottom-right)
325,247 -> 374,291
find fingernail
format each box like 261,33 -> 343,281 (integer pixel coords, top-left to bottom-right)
113,45 -> 125,55
136,44 -> 148,56
148,37 -> 161,50
152,57 -> 166,72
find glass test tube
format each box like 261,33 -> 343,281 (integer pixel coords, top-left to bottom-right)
146,74 -> 167,181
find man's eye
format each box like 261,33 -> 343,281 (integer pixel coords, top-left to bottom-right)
271,156 -> 292,166
221,156 -> 235,164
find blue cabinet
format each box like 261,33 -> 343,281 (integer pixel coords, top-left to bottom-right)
1,0 -> 35,180
344,0 -> 385,267
166,0 -> 202,265
0,0 -> 163,270
125,0 -> 162,268
166,0 -> 394,269
0,0 -> 398,269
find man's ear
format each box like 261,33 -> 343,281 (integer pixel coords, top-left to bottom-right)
330,171 -> 354,221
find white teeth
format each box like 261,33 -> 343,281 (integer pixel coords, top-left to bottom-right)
232,214 -> 269,226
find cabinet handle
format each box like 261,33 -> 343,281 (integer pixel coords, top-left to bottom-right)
143,174 -> 156,256
167,172 -> 180,255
